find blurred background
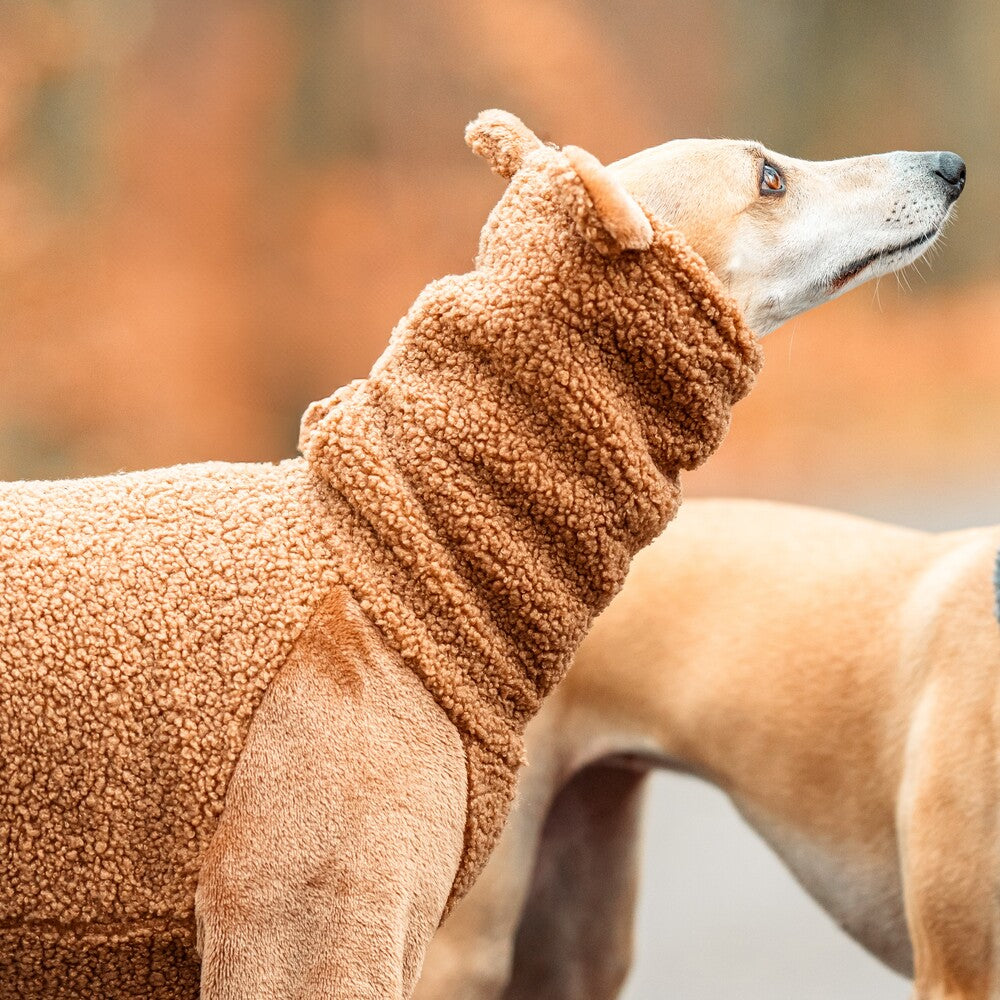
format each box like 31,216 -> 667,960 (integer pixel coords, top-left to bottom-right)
2,1 -> 996,996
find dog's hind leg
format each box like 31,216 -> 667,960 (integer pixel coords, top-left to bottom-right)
195,590 -> 467,1000
502,762 -> 649,1000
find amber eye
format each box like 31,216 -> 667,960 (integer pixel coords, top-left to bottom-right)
760,162 -> 785,195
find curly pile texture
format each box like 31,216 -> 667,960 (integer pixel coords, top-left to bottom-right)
0,462 -> 346,994
0,110 -> 760,996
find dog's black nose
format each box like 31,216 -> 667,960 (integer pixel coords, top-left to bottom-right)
935,152 -> 966,200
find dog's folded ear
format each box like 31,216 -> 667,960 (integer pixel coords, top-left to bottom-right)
559,144 -> 654,256
466,109 -> 545,179
466,109 -> 653,257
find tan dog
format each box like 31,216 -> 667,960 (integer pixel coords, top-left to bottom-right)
419,499 -> 1000,1000
0,112 -> 960,1000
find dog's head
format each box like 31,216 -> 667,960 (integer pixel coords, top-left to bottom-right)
613,138 -> 965,334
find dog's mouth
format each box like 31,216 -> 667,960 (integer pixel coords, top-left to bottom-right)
829,227 -> 939,292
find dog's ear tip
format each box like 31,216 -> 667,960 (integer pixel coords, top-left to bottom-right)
466,109 -> 543,180
618,215 -> 655,251
465,108 -> 526,137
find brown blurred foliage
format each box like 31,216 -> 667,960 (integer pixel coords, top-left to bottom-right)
0,0 -> 996,522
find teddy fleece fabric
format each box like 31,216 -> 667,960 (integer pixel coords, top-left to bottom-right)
0,110 -> 760,995
0,461 -> 347,994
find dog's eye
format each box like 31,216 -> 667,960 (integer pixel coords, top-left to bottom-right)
760,163 -> 785,195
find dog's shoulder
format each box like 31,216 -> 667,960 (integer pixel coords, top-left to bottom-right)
287,586 -> 389,697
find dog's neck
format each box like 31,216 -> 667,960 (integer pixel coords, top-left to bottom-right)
300,207 -> 759,762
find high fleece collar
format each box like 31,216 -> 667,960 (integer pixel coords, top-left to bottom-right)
299,111 -> 762,901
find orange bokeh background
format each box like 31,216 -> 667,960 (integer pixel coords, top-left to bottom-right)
1,1 -> 997,526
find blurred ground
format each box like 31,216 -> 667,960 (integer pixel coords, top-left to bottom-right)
1,2 -> 997,996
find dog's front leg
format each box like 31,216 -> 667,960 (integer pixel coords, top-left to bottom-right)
195,596 -> 467,999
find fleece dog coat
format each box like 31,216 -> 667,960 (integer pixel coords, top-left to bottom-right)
0,111 -> 761,996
